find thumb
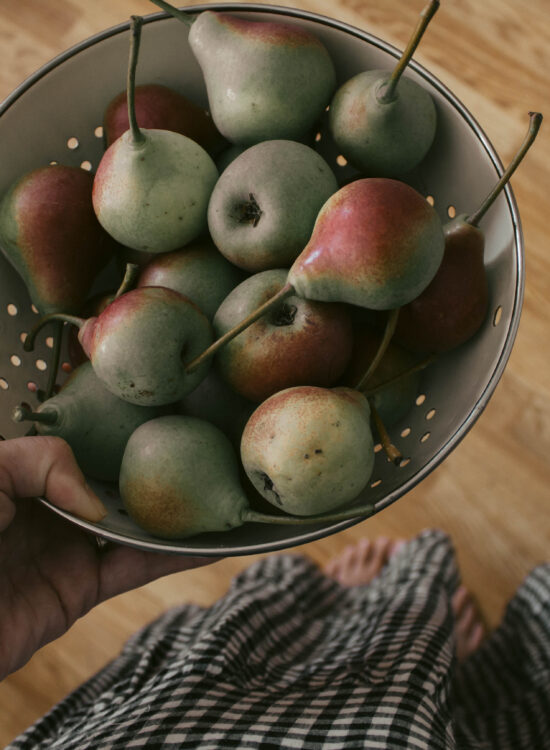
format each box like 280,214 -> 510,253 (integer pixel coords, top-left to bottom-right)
0,436 -> 107,529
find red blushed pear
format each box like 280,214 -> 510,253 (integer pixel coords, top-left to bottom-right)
149,0 -> 336,146
213,269 -> 354,403
0,165 -> 113,315
184,177 -> 444,375
25,286 -> 214,407
288,178 -> 444,310
103,83 -> 226,155
395,111 -> 543,353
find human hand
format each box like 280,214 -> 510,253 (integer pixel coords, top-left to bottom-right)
0,436 -> 219,679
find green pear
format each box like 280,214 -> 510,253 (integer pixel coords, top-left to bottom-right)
92,16 -> 218,253
137,238 -> 246,320
329,0 -> 439,177
150,0 -> 336,145
12,362 -> 162,481
207,140 -> 338,271
241,386 -> 375,515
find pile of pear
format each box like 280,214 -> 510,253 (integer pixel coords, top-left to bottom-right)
1,1 -> 542,542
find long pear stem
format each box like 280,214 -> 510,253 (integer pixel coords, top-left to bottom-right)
369,401 -> 403,465
244,502 -> 375,527
354,308 -> 400,391
466,111 -> 543,227
379,0 -> 440,103
128,16 -> 146,146
44,320 -> 63,400
24,313 -> 84,353
13,404 -> 57,426
148,0 -> 196,28
185,282 -> 296,374
115,263 -> 140,298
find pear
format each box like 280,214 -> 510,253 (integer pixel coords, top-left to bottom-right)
241,386 -> 375,516
92,16 -> 218,253
395,112 -> 543,353
150,0 -> 336,145
207,140 -> 338,271
24,286 -> 214,407
119,414 -> 375,539
137,238 -> 246,320
213,269 -> 353,402
329,0 -> 439,176
185,177 -> 444,373
103,82 -> 225,155
0,164 -> 113,315
12,362 -> 162,481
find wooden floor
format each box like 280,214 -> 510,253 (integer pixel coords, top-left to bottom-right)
1,0 -> 549,744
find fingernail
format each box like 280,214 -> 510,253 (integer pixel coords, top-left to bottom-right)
77,484 -> 108,522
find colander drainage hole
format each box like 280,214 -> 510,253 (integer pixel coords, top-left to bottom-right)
0,378 -> 8,390
426,195 -> 435,206
447,205 -> 456,218
370,478 -> 382,488
400,427 -> 411,438
420,431 -> 431,443
7,303 -> 17,316
315,132 -> 322,142
336,154 -> 347,167
374,443 -> 382,453
94,126 -> 103,139
416,394 -> 426,406
10,355 -> 21,367
493,306 -> 502,326
80,161 -> 92,171
67,137 -> 79,150
35,359 -> 47,371
425,408 -> 436,420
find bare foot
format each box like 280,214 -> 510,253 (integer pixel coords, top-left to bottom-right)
324,537 -> 405,587
452,585 -> 485,662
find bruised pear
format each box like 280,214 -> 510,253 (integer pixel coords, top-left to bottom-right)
241,386 -> 375,515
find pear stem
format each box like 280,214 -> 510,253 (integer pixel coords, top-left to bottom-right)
244,502 -> 375,527
127,16 -> 146,147
24,313 -> 84,353
148,0 -> 196,28
354,308 -> 400,391
115,262 -> 140,298
369,400 -> 403,465
466,111 -> 543,227
363,354 -> 436,397
44,320 -> 63,400
12,404 -> 58,426
185,282 -> 296,374
379,0 -> 440,103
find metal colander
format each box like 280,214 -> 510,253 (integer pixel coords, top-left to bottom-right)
0,4 -> 522,555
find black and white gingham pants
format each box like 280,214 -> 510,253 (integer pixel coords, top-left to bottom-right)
8,530 -> 550,749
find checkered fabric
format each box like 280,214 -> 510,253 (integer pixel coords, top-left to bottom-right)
7,530 -> 550,749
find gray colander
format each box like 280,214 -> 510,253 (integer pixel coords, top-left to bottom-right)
0,4 -> 522,555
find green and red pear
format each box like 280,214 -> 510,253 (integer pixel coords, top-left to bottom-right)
288,178 -> 444,310
0,164 -> 114,314
213,269 -> 354,402
103,82 -> 225,154
394,111 -> 543,353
